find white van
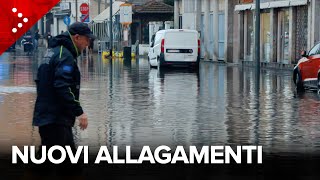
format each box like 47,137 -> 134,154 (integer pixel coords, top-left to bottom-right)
148,29 -> 200,68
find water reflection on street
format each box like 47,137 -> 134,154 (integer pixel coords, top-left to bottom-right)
1,51 -> 320,155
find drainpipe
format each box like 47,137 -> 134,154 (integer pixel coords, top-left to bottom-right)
174,0 -> 179,29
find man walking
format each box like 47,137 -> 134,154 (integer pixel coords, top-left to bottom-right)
45,31 -> 53,48
33,29 -> 40,50
32,22 -> 95,173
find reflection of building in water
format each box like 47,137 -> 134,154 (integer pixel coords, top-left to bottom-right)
9,57 -> 34,86
73,57 -> 111,153
197,63 -> 228,145
161,70 -> 199,147
224,66 -> 306,153
0,53 -> 39,154
0,53 -> 10,84
96,59 -> 155,153
225,66 -> 256,145
0,93 -> 38,154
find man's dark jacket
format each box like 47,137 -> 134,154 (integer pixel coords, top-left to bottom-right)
33,32 -> 83,127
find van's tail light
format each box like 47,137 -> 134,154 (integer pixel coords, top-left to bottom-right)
198,39 -> 201,55
161,39 -> 165,53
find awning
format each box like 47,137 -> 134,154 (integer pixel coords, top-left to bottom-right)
290,0 -> 308,6
92,1 -> 124,23
234,0 -> 308,11
251,2 -> 270,10
269,0 -> 290,8
234,4 -> 252,11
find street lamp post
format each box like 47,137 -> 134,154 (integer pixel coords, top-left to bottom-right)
76,0 -> 78,22
110,0 -> 113,57
255,0 -> 260,70
98,0 -> 101,14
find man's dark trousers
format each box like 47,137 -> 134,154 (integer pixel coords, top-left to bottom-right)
36,123 -> 80,176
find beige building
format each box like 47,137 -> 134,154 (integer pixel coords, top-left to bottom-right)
174,0 -> 320,68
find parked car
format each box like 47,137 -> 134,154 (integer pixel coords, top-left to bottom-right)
148,29 -> 200,68
293,42 -> 320,92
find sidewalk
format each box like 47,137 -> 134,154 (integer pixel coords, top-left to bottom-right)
202,59 -> 294,71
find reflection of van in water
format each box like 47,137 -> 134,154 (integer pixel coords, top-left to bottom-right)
148,29 -> 200,68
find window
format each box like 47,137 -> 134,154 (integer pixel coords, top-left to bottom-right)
150,34 -> 155,46
308,43 -> 320,56
179,16 -> 182,29
154,33 -> 163,45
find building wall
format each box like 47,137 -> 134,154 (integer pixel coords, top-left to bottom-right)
235,0 -> 313,67
175,0 -> 319,67
235,0 -> 320,67
90,0 -> 106,20
89,0 -> 165,22
294,5 -> 308,63
177,0 -> 234,62
128,0 -> 164,5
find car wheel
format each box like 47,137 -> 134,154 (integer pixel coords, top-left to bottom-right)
295,73 -> 304,92
157,57 -> 161,71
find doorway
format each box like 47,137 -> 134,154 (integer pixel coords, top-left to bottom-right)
261,12 -> 271,62
278,9 -> 289,64
218,13 -> 225,60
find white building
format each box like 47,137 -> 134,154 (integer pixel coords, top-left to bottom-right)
174,0 -> 236,62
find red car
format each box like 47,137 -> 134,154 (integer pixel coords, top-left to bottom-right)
293,42 -> 320,92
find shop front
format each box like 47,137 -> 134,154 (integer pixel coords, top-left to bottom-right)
235,0 -> 309,68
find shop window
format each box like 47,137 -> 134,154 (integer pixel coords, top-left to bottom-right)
246,11 -> 254,61
261,12 -> 271,62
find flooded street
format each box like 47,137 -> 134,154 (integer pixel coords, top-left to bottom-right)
1,50 -> 320,155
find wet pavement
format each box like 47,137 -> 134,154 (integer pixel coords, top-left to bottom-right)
1,49 -> 320,156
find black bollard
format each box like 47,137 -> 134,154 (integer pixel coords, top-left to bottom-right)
123,46 -> 131,61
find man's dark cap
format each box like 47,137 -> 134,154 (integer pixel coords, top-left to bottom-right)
68,22 -> 96,40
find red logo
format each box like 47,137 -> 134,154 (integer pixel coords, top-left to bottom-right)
0,0 -> 60,55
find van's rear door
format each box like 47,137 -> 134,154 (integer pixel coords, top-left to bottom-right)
165,31 -> 198,62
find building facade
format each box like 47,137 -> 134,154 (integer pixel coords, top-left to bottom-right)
174,0 -> 237,62
236,0 -> 314,67
175,0 -> 320,67
38,0 -> 111,37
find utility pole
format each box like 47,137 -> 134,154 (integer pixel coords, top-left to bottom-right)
255,0 -> 261,93
110,0 -> 113,57
76,0 -> 78,22
255,0 -> 260,70
98,0 -> 101,14
105,0 -> 107,9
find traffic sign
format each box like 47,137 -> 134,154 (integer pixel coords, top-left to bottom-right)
80,3 -> 89,15
120,3 -> 132,25
81,14 -> 89,23
63,16 -> 71,26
